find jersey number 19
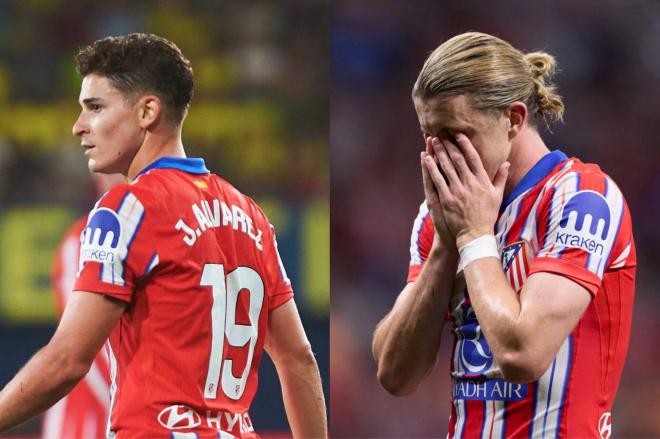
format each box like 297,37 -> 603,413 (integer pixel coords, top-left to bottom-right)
200,263 -> 264,400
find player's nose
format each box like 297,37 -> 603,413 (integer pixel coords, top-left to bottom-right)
72,113 -> 89,137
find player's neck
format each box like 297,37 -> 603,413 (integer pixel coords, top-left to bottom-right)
503,127 -> 550,198
126,128 -> 186,181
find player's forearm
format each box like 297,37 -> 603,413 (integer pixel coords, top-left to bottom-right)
462,257 -> 539,381
373,238 -> 458,395
0,345 -> 87,431
276,348 -> 327,439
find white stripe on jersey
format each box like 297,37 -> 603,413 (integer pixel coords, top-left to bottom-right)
519,189 -> 546,254
85,358 -> 110,408
106,342 -> 118,439
42,395 -> 68,439
453,398 -> 466,439
409,202 -> 430,265
59,236 -> 79,304
538,172 -> 580,260
594,178 -> 624,277
495,194 -> 526,247
271,225 -> 291,285
82,411 -> 98,439
610,241 -> 632,269
143,253 -> 160,277
101,192 -> 145,286
530,336 -> 571,439
480,400 -> 505,439
482,399 -> 494,439
492,400 -> 505,439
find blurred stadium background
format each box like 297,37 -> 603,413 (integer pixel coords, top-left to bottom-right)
331,0 -> 660,438
0,0 -> 328,437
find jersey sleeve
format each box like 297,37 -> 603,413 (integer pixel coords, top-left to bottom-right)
528,170 -> 628,296
407,201 -> 435,283
265,224 -> 293,310
73,185 -> 155,303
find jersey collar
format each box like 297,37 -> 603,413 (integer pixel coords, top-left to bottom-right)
500,149 -> 568,211
137,157 -> 210,178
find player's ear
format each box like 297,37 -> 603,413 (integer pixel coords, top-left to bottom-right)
506,101 -> 527,140
137,95 -> 162,129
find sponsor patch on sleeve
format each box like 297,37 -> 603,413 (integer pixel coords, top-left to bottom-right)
79,207 -> 123,264
554,190 -> 610,256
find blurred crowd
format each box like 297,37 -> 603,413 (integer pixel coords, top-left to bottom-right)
332,0 -> 660,437
0,0 -> 328,436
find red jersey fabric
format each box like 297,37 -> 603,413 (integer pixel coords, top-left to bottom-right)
44,216 -> 111,439
407,150 -> 636,439
74,157 -> 293,438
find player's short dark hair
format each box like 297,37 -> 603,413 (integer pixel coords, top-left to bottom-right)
75,33 -> 194,124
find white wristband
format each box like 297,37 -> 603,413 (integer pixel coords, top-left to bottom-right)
459,234 -> 500,270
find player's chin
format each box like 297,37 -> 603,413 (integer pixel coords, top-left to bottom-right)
87,158 -> 100,173
88,158 -> 110,175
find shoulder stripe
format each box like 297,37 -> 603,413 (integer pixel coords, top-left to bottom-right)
142,252 -> 160,278
409,202 -> 430,265
610,241 -> 632,269
103,192 -> 145,286
599,177 -> 625,275
272,226 -> 291,285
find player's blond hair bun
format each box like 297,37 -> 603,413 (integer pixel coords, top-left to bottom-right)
413,32 -> 564,127
524,51 -> 564,123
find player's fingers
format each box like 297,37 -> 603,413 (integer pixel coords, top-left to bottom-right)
432,137 -> 461,189
424,154 -> 452,201
455,133 -> 489,180
421,152 -> 439,204
426,136 -> 434,155
443,138 -> 471,181
493,161 -> 510,193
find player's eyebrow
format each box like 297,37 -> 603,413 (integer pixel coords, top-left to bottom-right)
420,125 -> 457,138
81,97 -> 102,106
419,123 -> 438,136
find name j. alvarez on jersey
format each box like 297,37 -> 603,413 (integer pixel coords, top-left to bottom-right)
174,198 -> 263,250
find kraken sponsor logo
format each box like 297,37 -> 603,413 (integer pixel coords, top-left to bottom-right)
556,190 -> 610,255
80,208 -> 121,265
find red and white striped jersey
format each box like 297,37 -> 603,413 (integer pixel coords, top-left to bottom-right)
408,150 -> 636,439
44,216 -> 111,439
74,157 -> 293,438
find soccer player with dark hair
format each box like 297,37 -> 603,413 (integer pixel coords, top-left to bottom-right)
0,33 -> 327,439
373,32 -> 635,438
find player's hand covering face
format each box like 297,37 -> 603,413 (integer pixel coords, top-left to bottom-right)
414,94 -> 515,248
420,136 -> 455,247
72,74 -> 144,175
423,134 -> 509,249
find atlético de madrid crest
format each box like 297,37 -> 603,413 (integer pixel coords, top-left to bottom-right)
501,241 -> 531,289
501,241 -> 523,271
